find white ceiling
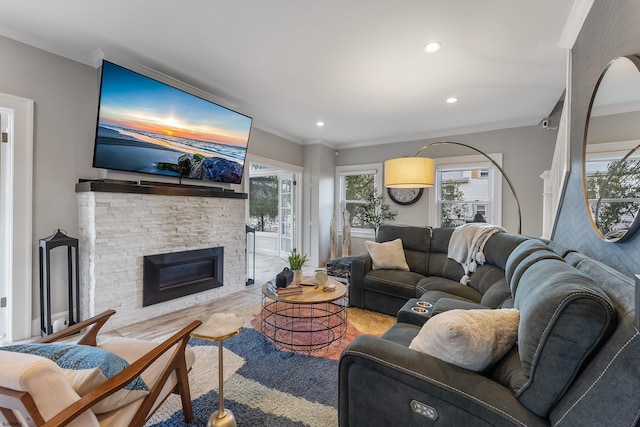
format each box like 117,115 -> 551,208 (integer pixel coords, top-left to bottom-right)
0,1 -> 588,148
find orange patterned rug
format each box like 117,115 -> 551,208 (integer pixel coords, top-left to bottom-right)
250,306 -> 396,360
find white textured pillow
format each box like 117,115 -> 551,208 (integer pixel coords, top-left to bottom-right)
409,308 -> 519,372
365,238 -> 410,271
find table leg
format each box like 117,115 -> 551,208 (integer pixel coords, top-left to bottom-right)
208,339 -> 236,427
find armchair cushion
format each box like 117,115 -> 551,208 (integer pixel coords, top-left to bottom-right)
409,308 -> 519,372
97,336 -> 196,415
0,310 -> 202,427
1,343 -> 149,414
365,238 -> 410,271
0,350 -> 100,426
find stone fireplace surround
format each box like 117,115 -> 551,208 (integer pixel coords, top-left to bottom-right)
76,180 -> 247,331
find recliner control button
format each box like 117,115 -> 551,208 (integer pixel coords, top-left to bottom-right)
410,400 -> 438,420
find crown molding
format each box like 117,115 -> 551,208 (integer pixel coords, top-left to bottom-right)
0,24 -> 93,66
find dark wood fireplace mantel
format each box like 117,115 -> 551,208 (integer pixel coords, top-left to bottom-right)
75,179 -> 248,199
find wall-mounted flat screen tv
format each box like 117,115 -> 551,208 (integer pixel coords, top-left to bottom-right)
93,60 -> 252,184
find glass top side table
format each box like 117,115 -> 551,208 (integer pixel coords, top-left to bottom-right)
191,313 -> 244,427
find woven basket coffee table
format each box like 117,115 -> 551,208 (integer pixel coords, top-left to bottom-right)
260,276 -> 347,353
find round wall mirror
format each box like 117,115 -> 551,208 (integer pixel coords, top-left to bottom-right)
583,55 -> 640,242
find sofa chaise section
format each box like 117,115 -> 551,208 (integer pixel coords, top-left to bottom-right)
340,251 -> 623,426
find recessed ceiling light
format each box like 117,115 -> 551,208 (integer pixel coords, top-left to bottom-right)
316,121 -> 325,127
424,41 -> 441,53
446,97 -> 458,104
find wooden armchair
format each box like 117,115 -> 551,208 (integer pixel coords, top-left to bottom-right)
0,310 -> 202,427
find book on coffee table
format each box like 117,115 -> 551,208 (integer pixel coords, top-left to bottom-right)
277,283 -> 303,295
266,281 -> 303,295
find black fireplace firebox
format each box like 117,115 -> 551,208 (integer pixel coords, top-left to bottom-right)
143,247 -> 223,307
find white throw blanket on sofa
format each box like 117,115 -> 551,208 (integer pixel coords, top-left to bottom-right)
448,223 -> 506,285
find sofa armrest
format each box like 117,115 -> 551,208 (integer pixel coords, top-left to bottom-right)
432,297 -> 487,315
349,254 -> 372,308
339,335 -> 546,427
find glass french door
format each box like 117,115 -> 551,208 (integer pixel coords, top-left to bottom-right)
279,173 -> 294,256
248,162 -> 299,258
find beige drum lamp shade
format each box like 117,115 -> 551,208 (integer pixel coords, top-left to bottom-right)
384,157 -> 435,188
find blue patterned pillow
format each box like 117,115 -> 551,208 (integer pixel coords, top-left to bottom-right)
2,343 -> 149,413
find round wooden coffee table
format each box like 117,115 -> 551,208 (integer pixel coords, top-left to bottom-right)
260,276 -> 348,353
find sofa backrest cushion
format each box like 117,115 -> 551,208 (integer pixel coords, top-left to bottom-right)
482,233 -> 529,270
505,239 -> 562,295
494,258 -> 617,417
468,234 -> 523,300
510,250 -> 563,296
547,240 -> 576,258
479,277 -> 511,308
427,228 -> 465,282
465,265 -> 509,307
377,224 -> 431,275
428,229 -> 526,297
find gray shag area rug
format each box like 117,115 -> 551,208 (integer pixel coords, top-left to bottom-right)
146,306 -> 394,426
146,327 -> 340,427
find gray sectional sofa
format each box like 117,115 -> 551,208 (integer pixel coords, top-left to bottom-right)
350,224 -> 529,317
340,224 -> 639,426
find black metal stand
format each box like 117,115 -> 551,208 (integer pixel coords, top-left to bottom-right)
39,229 -> 79,336
246,225 -> 255,285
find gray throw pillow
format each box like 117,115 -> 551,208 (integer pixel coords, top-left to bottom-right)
409,308 -> 519,372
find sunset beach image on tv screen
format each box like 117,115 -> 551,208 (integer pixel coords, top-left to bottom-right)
93,61 -> 252,184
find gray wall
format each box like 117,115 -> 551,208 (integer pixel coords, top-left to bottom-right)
0,35 -> 303,319
247,127 -> 303,167
0,36 -> 97,317
337,125 -> 557,237
553,0 -> 640,277
302,144 -> 336,266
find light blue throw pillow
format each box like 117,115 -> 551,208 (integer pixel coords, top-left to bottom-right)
1,343 -> 149,413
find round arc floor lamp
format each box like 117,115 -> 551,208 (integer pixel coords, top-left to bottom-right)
384,141 -> 522,234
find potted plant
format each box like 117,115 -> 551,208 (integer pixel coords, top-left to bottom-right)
286,248 -> 309,283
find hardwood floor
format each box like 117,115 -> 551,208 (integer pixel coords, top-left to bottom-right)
102,284 -> 263,341
103,253 -> 320,342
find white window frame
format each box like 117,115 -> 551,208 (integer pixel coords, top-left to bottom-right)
585,140 -> 640,162
427,153 -> 503,228
335,163 -> 383,238
584,139 -> 640,233
585,140 -> 640,188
